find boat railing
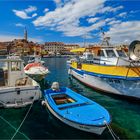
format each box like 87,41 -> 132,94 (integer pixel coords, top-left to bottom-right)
0,100 -> 6,106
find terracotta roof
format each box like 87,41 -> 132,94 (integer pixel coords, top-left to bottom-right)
45,42 -> 64,45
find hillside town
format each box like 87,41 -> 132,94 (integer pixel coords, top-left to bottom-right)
0,28 -> 80,56
0,28 -> 129,57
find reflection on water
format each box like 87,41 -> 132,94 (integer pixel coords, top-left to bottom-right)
0,57 -> 140,139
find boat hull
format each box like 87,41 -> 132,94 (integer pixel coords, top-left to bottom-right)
0,86 -> 41,108
69,68 -> 140,99
25,72 -> 47,81
45,100 -> 106,135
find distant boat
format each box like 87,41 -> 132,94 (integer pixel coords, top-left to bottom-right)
24,62 -> 49,81
0,56 -> 41,108
28,55 -> 45,64
42,82 -> 111,135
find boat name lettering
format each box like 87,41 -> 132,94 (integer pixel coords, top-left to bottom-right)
79,125 -> 89,129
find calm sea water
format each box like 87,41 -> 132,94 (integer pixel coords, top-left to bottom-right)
0,57 -> 140,139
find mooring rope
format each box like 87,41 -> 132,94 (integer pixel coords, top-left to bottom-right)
10,93 -> 37,140
0,116 -> 29,140
10,100 -> 34,140
104,120 -> 120,140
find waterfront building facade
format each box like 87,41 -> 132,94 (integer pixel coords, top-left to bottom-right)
44,42 -> 65,54
44,42 -> 80,54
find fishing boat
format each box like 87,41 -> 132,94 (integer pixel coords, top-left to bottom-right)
0,56 -> 41,108
24,62 -> 49,81
42,82 -> 111,135
69,40 -> 140,99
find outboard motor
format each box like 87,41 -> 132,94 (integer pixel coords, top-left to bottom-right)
129,40 -> 140,61
51,82 -> 60,91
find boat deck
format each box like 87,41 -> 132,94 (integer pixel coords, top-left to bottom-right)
45,88 -> 111,126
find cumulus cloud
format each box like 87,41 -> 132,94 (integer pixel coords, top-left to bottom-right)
13,10 -> 31,19
106,21 -> 140,43
32,13 -> 37,18
54,0 -> 61,4
13,5 -> 37,19
100,5 -> 123,13
105,18 -> 115,23
44,8 -> 49,13
108,20 -> 121,25
25,5 -> 37,13
15,23 -> 25,27
87,17 -> 99,23
32,0 -> 129,43
5,0 -> 139,44
33,0 -> 109,37
118,12 -> 127,17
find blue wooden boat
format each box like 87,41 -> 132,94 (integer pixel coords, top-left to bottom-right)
43,85 -> 111,135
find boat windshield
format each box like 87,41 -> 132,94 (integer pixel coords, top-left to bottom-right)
117,50 -> 127,57
11,62 -> 21,71
52,94 -> 76,105
106,50 -> 116,57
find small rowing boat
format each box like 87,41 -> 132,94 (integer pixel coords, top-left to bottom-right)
42,82 -> 111,135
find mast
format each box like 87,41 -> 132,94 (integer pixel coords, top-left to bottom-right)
100,27 -> 110,47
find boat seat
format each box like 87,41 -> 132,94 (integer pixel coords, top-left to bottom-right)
15,77 -> 28,86
54,97 -> 76,105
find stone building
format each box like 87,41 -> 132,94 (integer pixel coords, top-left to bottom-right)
44,42 -> 65,54
44,42 -> 80,54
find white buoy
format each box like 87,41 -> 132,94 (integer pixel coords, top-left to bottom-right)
51,82 -> 60,91
41,101 -> 46,106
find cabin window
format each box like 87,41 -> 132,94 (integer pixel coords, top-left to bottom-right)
52,94 -> 76,105
117,50 -> 127,57
11,62 -> 21,71
106,50 -> 116,57
98,50 -> 105,57
0,62 -> 8,86
0,68 -> 5,86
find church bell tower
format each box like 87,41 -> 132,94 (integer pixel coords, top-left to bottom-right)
24,27 -> 28,41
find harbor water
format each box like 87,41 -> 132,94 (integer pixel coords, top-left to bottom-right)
0,57 -> 140,139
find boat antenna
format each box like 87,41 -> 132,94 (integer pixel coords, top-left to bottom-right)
83,33 -> 86,47
99,27 -> 110,47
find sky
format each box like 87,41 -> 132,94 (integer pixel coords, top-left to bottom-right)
0,0 -> 140,46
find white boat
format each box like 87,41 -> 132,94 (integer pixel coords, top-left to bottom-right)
69,40 -> 140,100
0,57 -> 42,108
24,62 -> 49,81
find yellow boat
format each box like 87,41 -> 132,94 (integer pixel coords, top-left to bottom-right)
69,40 -> 140,99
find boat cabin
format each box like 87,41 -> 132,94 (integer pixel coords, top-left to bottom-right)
0,58 -> 31,87
81,47 -> 130,66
